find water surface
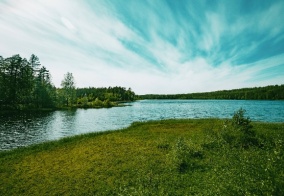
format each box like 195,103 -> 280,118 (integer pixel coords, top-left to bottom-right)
1,100 -> 283,150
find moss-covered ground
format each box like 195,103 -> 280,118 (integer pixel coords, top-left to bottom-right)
0,119 -> 283,195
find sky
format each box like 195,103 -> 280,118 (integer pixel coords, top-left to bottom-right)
0,0 -> 284,95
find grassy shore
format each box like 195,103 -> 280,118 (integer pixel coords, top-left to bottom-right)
0,118 -> 283,195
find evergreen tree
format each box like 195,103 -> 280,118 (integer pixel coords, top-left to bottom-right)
33,66 -> 56,108
0,55 -> 33,106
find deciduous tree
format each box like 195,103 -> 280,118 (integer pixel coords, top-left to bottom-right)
61,72 -> 76,107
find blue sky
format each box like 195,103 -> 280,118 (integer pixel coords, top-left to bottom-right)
0,0 -> 284,94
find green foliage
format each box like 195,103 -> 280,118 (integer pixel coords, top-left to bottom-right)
61,72 -> 76,107
33,66 -> 56,108
76,87 -> 135,108
92,97 -> 103,107
139,84 -> 284,100
77,95 -> 88,107
221,108 -> 260,148
75,97 -> 115,108
0,54 -> 135,110
76,86 -> 136,103
0,54 -> 56,109
170,137 -> 203,173
103,99 -> 112,108
231,108 -> 253,133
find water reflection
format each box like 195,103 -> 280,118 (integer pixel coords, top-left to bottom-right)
1,100 -> 284,150
46,110 -> 78,140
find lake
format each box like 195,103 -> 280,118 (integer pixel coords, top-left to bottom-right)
1,99 -> 284,151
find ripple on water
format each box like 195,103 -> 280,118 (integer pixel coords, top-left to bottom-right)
1,100 -> 284,150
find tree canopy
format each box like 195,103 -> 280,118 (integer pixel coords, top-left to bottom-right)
0,54 -> 136,110
61,72 -> 76,107
0,54 -> 55,109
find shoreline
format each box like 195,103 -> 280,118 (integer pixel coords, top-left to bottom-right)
1,118 -> 283,152
1,118 -> 283,195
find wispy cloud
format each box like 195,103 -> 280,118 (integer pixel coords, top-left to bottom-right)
0,0 -> 283,94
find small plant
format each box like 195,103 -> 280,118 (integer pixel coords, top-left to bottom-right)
222,108 -> 259,148
171,137 -> 203,173
231,108 -> 253,134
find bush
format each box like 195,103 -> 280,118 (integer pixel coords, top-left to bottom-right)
92,97 -> 103,107
103,99 -> 113,108
231,108 -> 253,134
77,96 -> 88,107
222,108 -> 259,148
170,137 -> 203,173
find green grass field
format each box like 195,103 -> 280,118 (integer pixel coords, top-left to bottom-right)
0,118 -> 283,195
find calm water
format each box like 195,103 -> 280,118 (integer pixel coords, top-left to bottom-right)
1,100 -> 284,150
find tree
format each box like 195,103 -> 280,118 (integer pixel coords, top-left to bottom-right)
18,57 -> 34,105
61,72 -> 76,107
126,88 -> 135,101
0,54 -> 59,109
0,56 -> 5,106
0,55 -> 34,106
33,66 -> 56,108
29,54 -> 41,70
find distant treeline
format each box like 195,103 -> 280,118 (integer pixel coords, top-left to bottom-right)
139,85 -> 284,100
77,87 -> 135,102
0,54 -> 135,110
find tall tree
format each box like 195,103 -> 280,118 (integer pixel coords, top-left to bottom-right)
0,56 -> 5,105
61,72 -> 76,107
3,55 -> 23,105
33,66 -> 56,108
0,55 -> 35,107
0,54 -> 58,109
18,57 -> 34,105
29,54 -> 41,69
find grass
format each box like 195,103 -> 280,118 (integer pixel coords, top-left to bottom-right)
0,118 -> 283,195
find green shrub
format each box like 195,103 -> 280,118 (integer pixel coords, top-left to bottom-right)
222,108 -> 260,148
170,137 -> 203,173
202,125 -> 224,150
103,99 -> 113,108
92,97 -> 103,107
77,96 -> 88,107
231,108 -> 253,134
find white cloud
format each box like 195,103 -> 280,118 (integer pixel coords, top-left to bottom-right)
61,17 -> 76,31
0,0 -> 283,95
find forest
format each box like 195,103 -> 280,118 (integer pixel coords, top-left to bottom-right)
139,84 -> 284,100
0,54 -> 135,110
76,86 -> 136,108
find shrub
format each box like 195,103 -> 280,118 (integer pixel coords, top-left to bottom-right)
103,99 -> 113,108
77,96 -> 88,107
231,108 -> 253,134
222,108 -> 259,148
170,137 -> 203,173
92,97 -> 103,107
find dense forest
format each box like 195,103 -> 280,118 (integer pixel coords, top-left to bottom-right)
76,87 -> 136,108
139,85 -> 284,100
77,87 -> 135,102
0,54 -> 135,110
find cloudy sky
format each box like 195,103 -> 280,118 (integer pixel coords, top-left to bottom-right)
0,0 -> 284,94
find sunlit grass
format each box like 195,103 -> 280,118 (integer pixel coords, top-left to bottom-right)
0,119 -> 283,195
